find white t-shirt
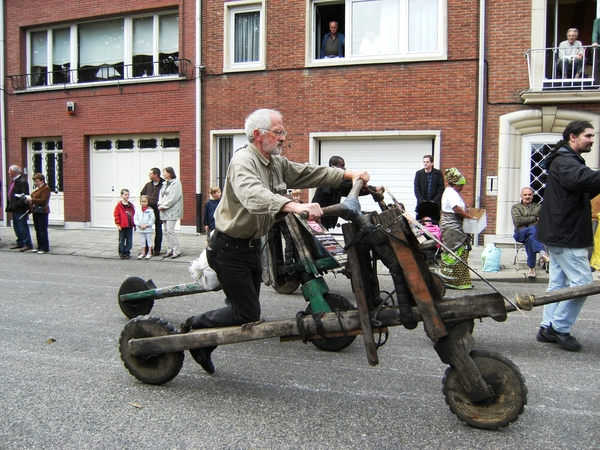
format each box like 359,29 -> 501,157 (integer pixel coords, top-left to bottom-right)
441,186 -> 465,213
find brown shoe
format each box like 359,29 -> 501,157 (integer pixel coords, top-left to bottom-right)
10,245 -> 21,249
19,246 -> 33,252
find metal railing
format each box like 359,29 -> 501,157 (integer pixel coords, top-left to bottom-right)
525,45 -> 599,91
7,58 -> 192,91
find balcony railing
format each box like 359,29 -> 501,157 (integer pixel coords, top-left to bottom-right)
8,58 -> 192,91
525,45 -> 599,91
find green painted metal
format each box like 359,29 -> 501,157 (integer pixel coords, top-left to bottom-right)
301,277 -> 332,312
120,282 -> 209,302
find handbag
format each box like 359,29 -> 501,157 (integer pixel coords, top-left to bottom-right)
33,204 -> 45,214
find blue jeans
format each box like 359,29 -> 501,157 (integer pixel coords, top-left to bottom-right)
12,211 -> 33,248
118,228 -> 133,256
541,245 -> 593,333
514,226 -> 544,268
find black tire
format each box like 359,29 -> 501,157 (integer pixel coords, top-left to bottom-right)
273,276 -> 301,294
119,315 -> 184,385
305,293 -> 357,352
118,276 -> 154,319
442,349 -> 527,429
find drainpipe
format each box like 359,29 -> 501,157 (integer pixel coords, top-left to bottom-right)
1,0 -> 6,227
195,0 -> 202,233
474,0 -> 486,245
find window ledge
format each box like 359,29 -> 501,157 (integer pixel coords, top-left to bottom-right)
15,75 -> 184,94
305,54 -> 447,68
223,64 -> 266,74
520,89 -> 600,104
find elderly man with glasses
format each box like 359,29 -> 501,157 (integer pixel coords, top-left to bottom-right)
181,108 -> 370,374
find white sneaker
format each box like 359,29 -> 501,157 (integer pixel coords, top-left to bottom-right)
145,252 -> 152,260
137,253 -> 145,260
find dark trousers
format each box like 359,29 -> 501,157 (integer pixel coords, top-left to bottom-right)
118,227 -> 133,256
12,211 -> 33,248
32,213 -> 50,251
192,233 -> 262,329
152,207 -> 163,253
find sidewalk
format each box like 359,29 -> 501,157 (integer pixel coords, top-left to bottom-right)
0,225 -> 546,282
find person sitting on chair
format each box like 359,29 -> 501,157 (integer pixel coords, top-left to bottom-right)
511,187 -> 549,278
556,28 -> 584,79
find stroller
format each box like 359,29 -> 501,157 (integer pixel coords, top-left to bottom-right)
415,201 -> 442,265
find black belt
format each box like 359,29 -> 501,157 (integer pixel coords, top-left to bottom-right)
214,230 -> 260,248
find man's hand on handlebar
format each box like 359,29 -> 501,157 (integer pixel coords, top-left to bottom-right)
344,170 -> 370,185
281,201 -> 324,221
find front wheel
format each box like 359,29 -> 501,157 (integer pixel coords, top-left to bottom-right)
118,277 -> 154,319
305,293 -> 357,352
119,316 -> 184,385
442,350 -> 527,429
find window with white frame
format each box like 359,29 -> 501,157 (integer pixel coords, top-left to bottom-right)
311,0 -> 445,63
27,11 -> 178,87
224,1 -> 265,72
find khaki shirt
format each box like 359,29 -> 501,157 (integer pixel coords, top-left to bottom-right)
215,144 -> 345,240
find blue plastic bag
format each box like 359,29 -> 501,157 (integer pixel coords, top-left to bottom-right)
481,243 -> 502,273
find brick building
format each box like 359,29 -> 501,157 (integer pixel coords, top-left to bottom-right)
2,0 -> 600,241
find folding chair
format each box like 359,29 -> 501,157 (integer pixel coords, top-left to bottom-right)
513,240 -> 526,271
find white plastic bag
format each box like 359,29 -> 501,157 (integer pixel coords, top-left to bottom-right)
189,249 -> 221,291
481,243 -> 502,273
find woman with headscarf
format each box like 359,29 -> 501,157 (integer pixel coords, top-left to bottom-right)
439,167 -> 477,289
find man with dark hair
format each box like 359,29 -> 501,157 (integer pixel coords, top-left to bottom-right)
140,168 -> 164,255
536,120 -> 600,351
5,165 -> 33,251
414,154 -> 444,207
311,156 -> 350,229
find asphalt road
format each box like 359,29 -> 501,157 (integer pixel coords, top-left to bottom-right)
1,252 -> 599,449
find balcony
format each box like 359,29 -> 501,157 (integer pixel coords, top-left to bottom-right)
521,45 -> 600,104
7,58 -> 193,92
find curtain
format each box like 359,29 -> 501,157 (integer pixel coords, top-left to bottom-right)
133,17 -> 154,56
159,14 -> 179,54
31,31 -> 47,67
234,11 -> 260,63
79,19 -> 124,66
408,0 -> 438,52
52,28 -> 70,65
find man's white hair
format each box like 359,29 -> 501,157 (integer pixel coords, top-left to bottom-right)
245,109 -> 282,143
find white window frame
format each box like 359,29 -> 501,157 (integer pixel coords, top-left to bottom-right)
224,0 -> 266,73
25,10 -> 179,90
305,0 -> 447,67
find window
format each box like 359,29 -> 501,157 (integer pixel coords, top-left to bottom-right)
31,139 -> 64,194
224,1 -> 265,72
26,11 -> 178,87
310,0 -> 446,63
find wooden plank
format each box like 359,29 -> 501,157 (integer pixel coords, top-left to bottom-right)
341,223 -> 379,366
280,327 -> 388,342
378,210 -> 447,340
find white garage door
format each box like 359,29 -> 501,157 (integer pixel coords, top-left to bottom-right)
91,134 -> 180,227
317,137 -> 435,216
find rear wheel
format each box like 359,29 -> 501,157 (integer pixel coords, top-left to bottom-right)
305,293 -> 357,352
442,350 -> 527,429
119,316 -> 184,385
118,277 -> 154,319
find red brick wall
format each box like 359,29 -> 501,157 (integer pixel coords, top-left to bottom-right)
200,0 -> 482,210
3,0 -> 197,224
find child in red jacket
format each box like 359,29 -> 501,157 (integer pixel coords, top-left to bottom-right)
114,189 -> 135,259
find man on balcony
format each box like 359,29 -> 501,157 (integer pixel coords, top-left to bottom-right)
556,28 -> 584,79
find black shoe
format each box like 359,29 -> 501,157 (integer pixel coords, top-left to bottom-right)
536,326 -> 554,343
542,324 -> 582,351
189,347 -> 215,374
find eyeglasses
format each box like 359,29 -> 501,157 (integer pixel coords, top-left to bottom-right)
260,128 -> 288,138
